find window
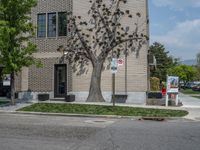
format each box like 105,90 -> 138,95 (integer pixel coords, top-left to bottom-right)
48,13 -> 56,37
37,14 -> 46,37
58,12 -> 67,36
37,12 -> 68,38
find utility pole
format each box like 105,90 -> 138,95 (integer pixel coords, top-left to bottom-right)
125,42 -> 128,95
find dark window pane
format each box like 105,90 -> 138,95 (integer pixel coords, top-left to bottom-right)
58,12 -> 67,36
48,13 -> 56,37
37,14 -> 46,37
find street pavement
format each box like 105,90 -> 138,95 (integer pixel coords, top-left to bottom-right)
0,94 -> 200,149
0,113 -> 200,150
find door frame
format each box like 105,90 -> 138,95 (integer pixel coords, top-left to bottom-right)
54,64 -> 67,98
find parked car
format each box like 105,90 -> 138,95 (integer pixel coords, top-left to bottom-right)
184,82 -> 194,89
179,81 -> 185,89
192,83 -> 200,91
185,81 -> 200,89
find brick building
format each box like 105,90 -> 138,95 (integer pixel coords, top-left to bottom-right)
16,0 -> 149,104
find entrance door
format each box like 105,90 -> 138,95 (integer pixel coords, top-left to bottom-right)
54,64 -> 67,98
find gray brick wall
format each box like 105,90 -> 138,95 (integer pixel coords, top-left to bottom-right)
16,0 -> 149,101
31,0 -> 72,53
28,58 -> 72,92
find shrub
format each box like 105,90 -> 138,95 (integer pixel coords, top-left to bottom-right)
150,77 -> 160,91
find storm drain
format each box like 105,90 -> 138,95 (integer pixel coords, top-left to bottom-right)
85,120 -> 114,124
139,117 -> 166,121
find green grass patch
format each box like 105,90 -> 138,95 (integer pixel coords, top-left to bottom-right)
192,96 -> 200,99
18,103 -> 188,117
0,101 -> 9,105
180,89 -> 200,95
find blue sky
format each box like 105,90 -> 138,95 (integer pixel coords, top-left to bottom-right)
149,0 -> 200,60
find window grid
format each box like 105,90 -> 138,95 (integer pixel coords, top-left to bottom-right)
37,12 -> 68,38
58,12 -> 67,36
48,13 -> 56,37
37,14 -> 46,38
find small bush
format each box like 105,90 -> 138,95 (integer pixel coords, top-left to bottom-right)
150,77 -> 160,91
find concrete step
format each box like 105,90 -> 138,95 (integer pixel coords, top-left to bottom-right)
50,98 -> 65,101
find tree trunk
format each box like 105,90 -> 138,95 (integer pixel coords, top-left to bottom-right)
10,72 -> 15,105
86,62 -> 105,102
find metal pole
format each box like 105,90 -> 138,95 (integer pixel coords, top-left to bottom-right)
111,48 -> 116,106
125,42 -> 127,95
112,73 -> 115,106
165,75 -> 168,106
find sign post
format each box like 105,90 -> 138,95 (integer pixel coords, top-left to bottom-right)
111,58 -> 118,106
166,76 -> 179,106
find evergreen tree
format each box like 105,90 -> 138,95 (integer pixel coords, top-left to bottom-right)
149,42 -> 177,81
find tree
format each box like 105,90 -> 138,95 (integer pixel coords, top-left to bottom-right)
168,65 -> 198,83
195,53 -> 200,81
0,0 -> 40,104
60,0 -> 148,102
149,42 -> 178,81
197,53 -> 200,68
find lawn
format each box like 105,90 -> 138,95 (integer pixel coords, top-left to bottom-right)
18,103 -> 188,117
192,96 -> 200,99
180,89 -> 200,95
0,101 -> 9,105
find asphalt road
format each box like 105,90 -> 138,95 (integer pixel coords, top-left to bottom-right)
0,114 -> 200,150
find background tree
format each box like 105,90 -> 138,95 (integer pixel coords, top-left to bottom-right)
195,53 -> 200,81
0,0 -> 40,104
61,0 -> 148,102
167,65 -> 198,84
197,53 -> 200,67
149,42 -> 178,81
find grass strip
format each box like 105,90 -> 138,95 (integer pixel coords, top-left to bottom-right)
0,101 -> 9,105
18,103 -> 188,117
192,96 -> 200,99
180,89 -> 200,95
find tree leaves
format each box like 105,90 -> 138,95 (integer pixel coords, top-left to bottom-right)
0,0 -> 39,74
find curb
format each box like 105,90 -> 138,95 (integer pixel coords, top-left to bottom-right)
0,110 -> 189,121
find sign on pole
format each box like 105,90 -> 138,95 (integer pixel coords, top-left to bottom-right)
117,58 -> 124,67
111,58 -> 118,74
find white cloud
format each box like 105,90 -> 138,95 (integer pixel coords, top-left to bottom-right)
152,0 -> 200,10
151,19 -> 200,60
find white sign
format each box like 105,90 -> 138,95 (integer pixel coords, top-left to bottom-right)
167,76 -> 179,93
166,76 -> 179,106
3,74 -> 10,86
111,58 -> 118,74
117,59 -> 124,67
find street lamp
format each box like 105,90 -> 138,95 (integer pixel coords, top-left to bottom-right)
57,45 -> 67,63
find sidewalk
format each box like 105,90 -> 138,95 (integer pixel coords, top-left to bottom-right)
179,93 -> 200,121
180,93 -> 200,108
0,100 -> 185,111
0,102 -> 32,112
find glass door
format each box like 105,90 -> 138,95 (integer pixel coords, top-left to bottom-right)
54,64 -> 66,98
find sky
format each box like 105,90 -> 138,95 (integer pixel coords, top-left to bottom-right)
149,0 -> 200,60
